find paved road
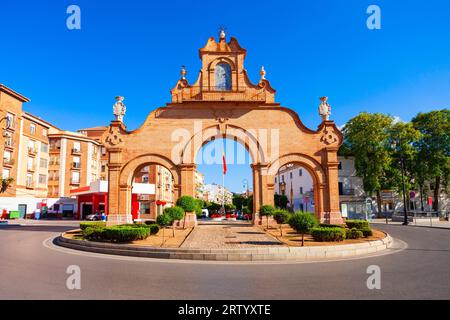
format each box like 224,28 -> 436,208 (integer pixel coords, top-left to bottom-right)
0,221 -> 449,299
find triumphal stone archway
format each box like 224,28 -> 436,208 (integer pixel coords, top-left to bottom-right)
103,31 -> 344,225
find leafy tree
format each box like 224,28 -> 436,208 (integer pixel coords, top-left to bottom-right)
412,110 -> 450,211
343,112 -> 394,214
176,196 -> 197,212
274,194 -> 289,209
273,209 -> 290,236
243,195 -> 253,213
164,206 -> 185,237
232,195 -> 245,211
288,212 -> 318,246
156,213 -> 172,242
388,121 -> 421,207
0,178 -> 14,194
259,205 -> 275,229
207,202 -> 221,213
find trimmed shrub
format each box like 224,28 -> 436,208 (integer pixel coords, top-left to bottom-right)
80,221 -> 106,231
156,214 -> 173,227
259,205 -> 275,229
288,212 -> 318,246
346,228 -> 363,239
361,227 -> 373,238
319,223 -> 345,229
164,206 -> 185,221
273,210 -> 290,236
147,224 -> 160,235
176,196 -> 197,212
104,226 -> 150,242
346,220 -> 370,230
310,227 -> 346,242
82,225 -> 150,243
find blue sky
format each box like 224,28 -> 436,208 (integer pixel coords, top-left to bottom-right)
1,0 -> 449,192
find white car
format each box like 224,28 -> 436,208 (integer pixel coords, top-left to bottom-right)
201,209 -> 209,218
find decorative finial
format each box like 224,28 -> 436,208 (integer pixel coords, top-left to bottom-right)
219,28 -> 226,41
113,96 -> 126,122
260,66 -> 266,80
181,65 -> 187,80
318,96 -> 331,121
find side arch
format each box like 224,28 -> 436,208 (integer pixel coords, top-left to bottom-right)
267,153 -> 328,220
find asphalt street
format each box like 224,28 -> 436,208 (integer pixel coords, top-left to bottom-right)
0,221 -> 449,299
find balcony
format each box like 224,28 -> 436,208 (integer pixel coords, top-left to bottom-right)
27,165 -> 36,172
171,86 -> 270,103
70,180 -> 80,185
26,182 -> 34,189
71,148 -> 81,155
4,139 -> 14,149
28,147 -> 37,156
3,158 -> 15,167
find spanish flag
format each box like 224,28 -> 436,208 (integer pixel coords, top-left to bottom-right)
222,150 -> 227,175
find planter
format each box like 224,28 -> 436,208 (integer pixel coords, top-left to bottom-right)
226,218 -> 237,221
183,212 -> 198,228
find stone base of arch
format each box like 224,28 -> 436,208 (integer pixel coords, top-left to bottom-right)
107,213 -> 133,226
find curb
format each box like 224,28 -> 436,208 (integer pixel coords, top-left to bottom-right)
371,222 -> 450,231
55,233 -> 393,262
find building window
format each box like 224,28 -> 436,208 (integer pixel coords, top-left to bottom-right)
4,132 -> 13,147
300,187 -> 303,195
101,147 -> 106,156
38,174 -> 47,184
73,142 -> 81,152
338,162 -> 342,170
27,157 -> 34,170
2,169 -> 10,179
71,171 -> 80,184
275,177 -> 277,184
299,169 -> 303,176
40,158 -> 48,169
26,174 -> 33,188
42,129 -> 48,137
72,156 -> 81,169
6,113 -> 14,129
215,63 -> 232,91
290,172 -> 293,179
3,151 -> 12,164
338,182 -> 344,195
28,140 -> 36,152
41,143 -> 48,153
281,175 -> 285,182
30,123 -> 36,135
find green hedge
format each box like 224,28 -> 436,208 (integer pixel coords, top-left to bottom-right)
345,220 -> 370,230
319,223 -> 345,229
80,221 -> 106,231
310,227 -> 346,242
147,224 -> 160,235
82,225 -> 150,243
346,228 -> 363,239
361,227 -> 373,238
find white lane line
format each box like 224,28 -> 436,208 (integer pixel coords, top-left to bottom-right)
42,236 -> 408,266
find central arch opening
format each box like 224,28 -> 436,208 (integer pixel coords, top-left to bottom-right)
195,137 -> 253,221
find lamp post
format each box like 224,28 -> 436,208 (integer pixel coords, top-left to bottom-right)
392,139 -> 409,226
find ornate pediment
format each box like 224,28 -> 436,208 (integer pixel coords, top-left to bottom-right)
170,32 -> 276,104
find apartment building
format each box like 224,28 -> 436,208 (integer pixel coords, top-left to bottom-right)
203,183 -> 233,205
47,131 -> 102,217
0,85 -> 55,217
78,126 -> 108,180
194,170 -> 204,200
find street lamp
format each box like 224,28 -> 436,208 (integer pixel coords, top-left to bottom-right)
391,139 -> 409,226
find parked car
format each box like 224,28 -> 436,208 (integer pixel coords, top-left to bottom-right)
86,213 -> 101,221
201,209 -> 209,218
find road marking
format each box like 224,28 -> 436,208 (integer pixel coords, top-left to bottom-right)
43,236 -> 408,266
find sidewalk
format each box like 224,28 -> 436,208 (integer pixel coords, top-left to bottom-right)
371,218 -> 450,229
